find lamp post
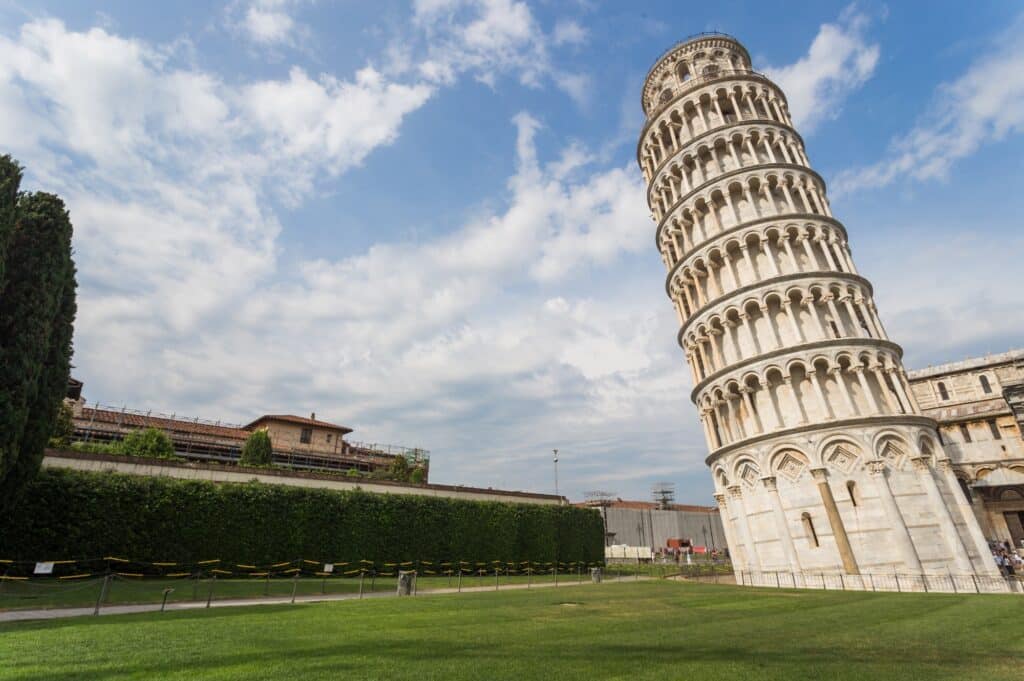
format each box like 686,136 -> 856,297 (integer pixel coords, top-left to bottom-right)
553,449 -> 559,498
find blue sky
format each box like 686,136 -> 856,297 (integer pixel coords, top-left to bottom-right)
2,0 -> 1023,504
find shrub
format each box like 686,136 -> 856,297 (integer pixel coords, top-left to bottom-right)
0,468 -> 605,566
345,468 -> 362,478
409,467 -> 425,485
240,430 -> 273,466
47,402 -> 75,448
119,428 -> 177,460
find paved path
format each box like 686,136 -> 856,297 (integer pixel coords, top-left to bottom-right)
0,576 -> 650,624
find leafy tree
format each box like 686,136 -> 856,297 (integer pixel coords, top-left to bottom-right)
119,428 -> 176,460
0,187 -> 76,503
240,430 -> 273,466
409,467 -> 425,485
386,455 -> 411,482
48,402 -> 75,449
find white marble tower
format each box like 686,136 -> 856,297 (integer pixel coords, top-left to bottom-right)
638,33 -> 1000,585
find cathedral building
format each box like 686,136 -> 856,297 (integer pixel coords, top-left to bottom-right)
908,350 -> 1024,548
638,33 -> 1003,588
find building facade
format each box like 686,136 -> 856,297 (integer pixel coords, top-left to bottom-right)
68,385 -> 429,479
638,33 -> 999,583
580,499 -> 726,554
909,350 -> 1024,547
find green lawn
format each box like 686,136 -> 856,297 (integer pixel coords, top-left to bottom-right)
2,581 -> 1022,680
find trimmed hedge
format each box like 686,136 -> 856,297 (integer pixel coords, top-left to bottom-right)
0,468 -> 604,565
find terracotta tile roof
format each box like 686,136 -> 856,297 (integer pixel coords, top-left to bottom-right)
244,414 -> 353,433
78,407 -> 248,440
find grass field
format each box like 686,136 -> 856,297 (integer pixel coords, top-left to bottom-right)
2,581 -> 1023,680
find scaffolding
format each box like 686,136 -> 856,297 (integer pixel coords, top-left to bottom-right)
70,402 -> 429,477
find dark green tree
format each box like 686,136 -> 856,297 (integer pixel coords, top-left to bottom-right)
240,429 -> 273,466
0,189 -> 76,502
0,155 -> 22,283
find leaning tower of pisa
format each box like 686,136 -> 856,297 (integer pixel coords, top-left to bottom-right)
639,33 -> 999,586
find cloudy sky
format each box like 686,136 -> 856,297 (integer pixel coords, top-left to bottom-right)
2,0 -> 1023,504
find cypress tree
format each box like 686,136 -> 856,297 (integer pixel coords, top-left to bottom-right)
0,155 -> 22,291
0,191 -> 75,497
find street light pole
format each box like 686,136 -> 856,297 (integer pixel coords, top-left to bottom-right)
553,449 -> 559,498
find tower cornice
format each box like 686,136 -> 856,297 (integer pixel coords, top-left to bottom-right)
703,414 -> 939,467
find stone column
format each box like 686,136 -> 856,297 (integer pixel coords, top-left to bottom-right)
866,459 -> 922,571
911,456 -> 974,573
762,476 -> 801,573
714,493 -> 743,566
840,296 -> 866,337
830,368 -> 858,417
936,460 -> 1001,576
810,468 -> 859,574
783,299 -> 805,343
762,238 -> 782,276
727,485 -> 761,571
852,366 -> 881,415
871,364 -> 900,414
740,387 -> 764,434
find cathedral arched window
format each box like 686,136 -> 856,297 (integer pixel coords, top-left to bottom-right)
937,382 -> 949,401
980,375 -> 992,394
801,513 -> 819,547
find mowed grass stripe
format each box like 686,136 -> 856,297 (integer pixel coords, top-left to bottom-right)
2,581 -> 1022,681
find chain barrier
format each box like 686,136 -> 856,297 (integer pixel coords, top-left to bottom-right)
734,569 -> 1022,594
0,556 -> 625,615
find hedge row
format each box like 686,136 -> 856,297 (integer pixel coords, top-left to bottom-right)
0,469 -> 604,565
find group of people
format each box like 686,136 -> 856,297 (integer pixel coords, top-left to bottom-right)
991,540 -> 1023,577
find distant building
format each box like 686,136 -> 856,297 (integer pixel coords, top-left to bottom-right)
908,349 -> 1024,547
66,381 -> 429,480
579,498 -> 726,553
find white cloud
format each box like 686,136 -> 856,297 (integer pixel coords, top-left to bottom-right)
552,20 -> 588,47
833,12 -> 1024,194
765,4 -> 880,133
409,0 -> 590,102
228,0 -> 306,46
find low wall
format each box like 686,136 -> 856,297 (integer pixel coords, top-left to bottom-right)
42,449 -> 563,506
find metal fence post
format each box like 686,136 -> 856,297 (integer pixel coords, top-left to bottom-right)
359,571 -> 365,599
922,573 -> 929,593
839,573 -> 845,591
495,568 -> 499,591
972,573 -> 979,594
894,572 -> 901,593
161,587 -> 174,612
93,574 -> 111,616
457,569 -> 462,593
949,571 -> 957,594
291,572 -> 299,603
206,575 -> 216,608
868,573 -> 875,592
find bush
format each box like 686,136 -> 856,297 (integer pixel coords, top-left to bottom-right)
119,428 -> 177,459
240,430 -> 273,466
409,467 -> 425,484
0,468 -> 605,565
47,402 -> 75,448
